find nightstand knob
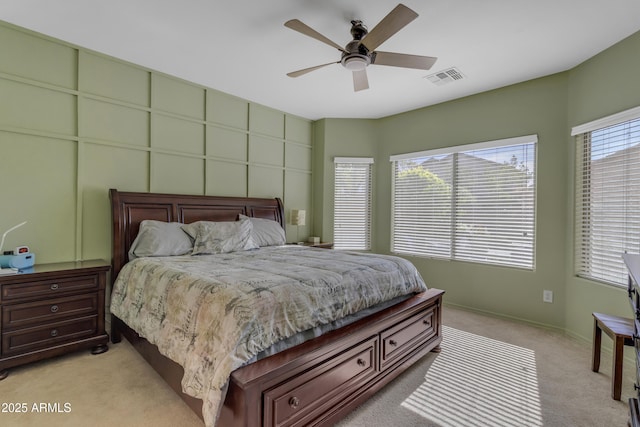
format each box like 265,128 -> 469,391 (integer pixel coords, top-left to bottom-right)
288,397 -> 300,409
389,340 -> 398,346
50,283 -> 59,290
357,358 -> 366,367
50,329 -> 58,337
423,318 -> 431,326
50,305 -> 59,313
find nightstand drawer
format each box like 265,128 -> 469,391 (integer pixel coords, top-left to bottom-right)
2,315 -> 97,356
2,274 -> 99,301
3,293 -> 98,330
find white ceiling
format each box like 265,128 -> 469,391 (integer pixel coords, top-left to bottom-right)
2,0 -> 639,120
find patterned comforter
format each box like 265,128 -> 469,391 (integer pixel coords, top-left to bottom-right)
110,245 -> 428,426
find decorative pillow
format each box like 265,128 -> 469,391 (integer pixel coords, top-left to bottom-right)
128,220 -> 194,261
239,214 -> 286,247
182,218 -> 258,255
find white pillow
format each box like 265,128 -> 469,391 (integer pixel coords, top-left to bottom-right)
128,220 -> 193,261
239,214 -> 286,246
182,218 -> 258,255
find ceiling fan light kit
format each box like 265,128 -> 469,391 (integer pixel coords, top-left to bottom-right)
285,3 -> 438,92
342,55 -> 369,71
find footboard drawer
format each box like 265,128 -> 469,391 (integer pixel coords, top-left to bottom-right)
381,305 -> 436,369
263,337 -> 378,427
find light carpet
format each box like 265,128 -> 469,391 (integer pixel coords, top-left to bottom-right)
0,306 -> 633,426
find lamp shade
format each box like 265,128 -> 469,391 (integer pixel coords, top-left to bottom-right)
291,209 -> 306,226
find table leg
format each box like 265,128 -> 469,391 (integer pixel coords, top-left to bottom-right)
592,318 -> 602,372
612,335 -> 625,400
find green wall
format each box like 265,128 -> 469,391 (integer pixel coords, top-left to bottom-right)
375,74 -> 569,329
315,30 -> 640,338
0,22 -> 313,265
564,30 -> 640,342
312,118 -> 378,241
2,16 -> 639,342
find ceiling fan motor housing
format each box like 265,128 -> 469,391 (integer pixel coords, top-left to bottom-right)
341,20 -> 371,71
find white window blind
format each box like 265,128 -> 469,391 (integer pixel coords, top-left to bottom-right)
391,136 -> 537,269
574,108 -> 640,286
334,157 -> 373,250
392,152 -> 453,258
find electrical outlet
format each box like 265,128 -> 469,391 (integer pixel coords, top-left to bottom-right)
543,290 -> 553,303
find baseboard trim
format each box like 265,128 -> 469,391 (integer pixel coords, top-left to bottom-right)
443,302 -> 636,366
443,301 -> 564,333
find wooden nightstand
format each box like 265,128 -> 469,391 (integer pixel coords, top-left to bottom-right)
307,242 -> 333,249
0,259 -> 110,380
295,242 -> 334,249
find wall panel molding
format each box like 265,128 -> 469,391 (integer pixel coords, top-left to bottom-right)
0,20 -> 313,263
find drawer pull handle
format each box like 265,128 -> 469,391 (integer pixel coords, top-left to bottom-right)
423,319 -> 431,326
357,358 -> 366,367
389,340 -> 398,346
50,305 -> 59,313
50,329 -> 59,337
50,283 -> 59,290
288,397 -> 300,409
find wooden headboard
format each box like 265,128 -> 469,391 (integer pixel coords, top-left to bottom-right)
109,189 -> 284,282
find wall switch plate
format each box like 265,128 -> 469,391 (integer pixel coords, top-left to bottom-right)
543,290 -> 553,303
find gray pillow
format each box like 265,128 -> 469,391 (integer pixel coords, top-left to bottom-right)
128,220 -> 193,261
182,218 -> 258,255
239,214 -> 286,246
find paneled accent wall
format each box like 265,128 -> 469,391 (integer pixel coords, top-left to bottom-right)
0,22 -> 312,264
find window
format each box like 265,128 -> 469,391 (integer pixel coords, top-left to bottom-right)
390,135 -> 537,269
573,106 -> 640,286
334,157 -> 373,250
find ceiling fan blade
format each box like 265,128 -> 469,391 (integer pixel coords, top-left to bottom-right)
287,61 -> 339,78
353,69 -> 369,92
371,51 -> 437,70
361,4 -> 418,52
285,19 -> 347,53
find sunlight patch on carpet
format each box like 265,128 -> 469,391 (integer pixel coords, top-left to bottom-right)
401,325 -> 542,426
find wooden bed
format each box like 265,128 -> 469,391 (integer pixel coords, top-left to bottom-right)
109,188 -> 444,427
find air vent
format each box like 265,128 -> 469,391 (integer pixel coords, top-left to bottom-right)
425,67 -> 465,86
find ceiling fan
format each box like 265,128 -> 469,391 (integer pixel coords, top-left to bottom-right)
284,3 -> 437,92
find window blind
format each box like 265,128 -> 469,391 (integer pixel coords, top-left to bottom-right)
391,136 -> 537,269
334,158 -> 373,250
574,111 -> 640,286
392,153 -> 453,258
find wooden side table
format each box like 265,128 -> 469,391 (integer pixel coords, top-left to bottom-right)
0,259 -> 110,380
303,242 -> 333,249
591,312 -> 634,400
289,242 -> 334,249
